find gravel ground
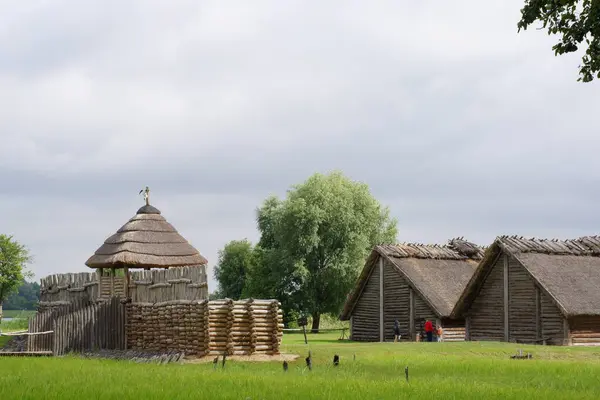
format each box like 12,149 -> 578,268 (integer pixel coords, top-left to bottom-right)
79,349 -> 186,364
0,335 -> 27,352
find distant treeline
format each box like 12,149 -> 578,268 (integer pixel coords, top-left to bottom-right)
3,281 -> 40,310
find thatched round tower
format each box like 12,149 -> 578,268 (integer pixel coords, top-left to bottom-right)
85,188 -> 207,298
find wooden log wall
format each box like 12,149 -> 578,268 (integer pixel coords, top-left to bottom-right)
440,319 -> 466,342
540,291 -> 566,345
28,297 -> 125,355
126,299 -> 283,356
468,255 -> 505,341
127,300 -> 208,356
466,252 -> 570,345
53,297 -> 125,355
231,300 -> 252,355
382,258 -> 410,340
508,256 -> 537,342
414,295 -> 437,332
569,316 -> 600,346
27,310 -> 57,352
250,300 -> 283,355
38,272 -> 99,313
350,260 -> 380,341
352,256 -> 467,342
208,299 -> 233,356
128,266 -> 208,303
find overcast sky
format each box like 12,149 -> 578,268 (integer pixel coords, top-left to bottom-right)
1,1 -> 598,291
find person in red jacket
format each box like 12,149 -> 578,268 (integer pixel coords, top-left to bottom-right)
424,320 -> 434,342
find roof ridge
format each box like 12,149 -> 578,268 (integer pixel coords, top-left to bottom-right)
496,234 -> 600,257
379,238 -> 484,260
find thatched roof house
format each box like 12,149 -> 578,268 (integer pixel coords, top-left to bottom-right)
452,235 -> 600,346
340,238 -> 483,342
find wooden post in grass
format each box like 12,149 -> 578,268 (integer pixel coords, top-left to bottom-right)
298,316 -> 308,344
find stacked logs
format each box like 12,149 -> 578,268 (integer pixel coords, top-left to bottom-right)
200,300 -> 209,352
250,300 -> 283,355
275,305 -> 283,353
208,299 -> 233,356
126,300 -> 207,356
230,300 -> 253,355
126,299 -> 283,357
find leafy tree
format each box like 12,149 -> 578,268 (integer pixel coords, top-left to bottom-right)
208,290 -> 223,301
0,235 -> 33,322
250,171 -> 397,332
242,243 -> 305,326
3,281 -> 40,310
518,0 -> 600,82
213,239 -> 256,300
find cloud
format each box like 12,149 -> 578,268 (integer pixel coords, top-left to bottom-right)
1,0 -> 599,292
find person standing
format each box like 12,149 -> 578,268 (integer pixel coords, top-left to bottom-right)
436,325 -> 443,342
424,319 -> 434,342
393,320 -> 401,342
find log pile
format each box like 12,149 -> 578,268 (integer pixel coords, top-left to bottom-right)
126,298 -> 283,356
250,300 -> 283,355
208,299 -> 233,356
230,300 -> 253,355
126,300 -> 207,356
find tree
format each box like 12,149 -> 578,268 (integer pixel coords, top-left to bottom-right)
518,0 -> 600,82
0,235 -> 33,322
251,171 -> 397,332
3,281 -> 40,310
213,239 -> 256,300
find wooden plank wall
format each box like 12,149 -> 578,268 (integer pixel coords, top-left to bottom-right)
569,316 -> 600,346
356,257 -> 466,342
382,259 -> 410,340
540,291 -> 566,344
128,266 -> 209,303
350,261 -> 380,341
508,256 -> 537,342
414,296 -> 437,326
468,255 -> 505,341
466,252 -> 571,345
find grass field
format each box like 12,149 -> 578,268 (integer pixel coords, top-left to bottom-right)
2,332 -> 600,399
2,310 -> 36,319
0,310 -> 32,332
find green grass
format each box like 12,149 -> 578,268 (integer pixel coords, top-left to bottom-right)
0,316 -> 30,333
290,313 -> 350,330
2,333 -> 600,399
0,319 -> 29,332
2,310 -> 36,319
1,310 -> 35,332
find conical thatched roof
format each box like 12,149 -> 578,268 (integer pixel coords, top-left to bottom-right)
85,203 -> 207,269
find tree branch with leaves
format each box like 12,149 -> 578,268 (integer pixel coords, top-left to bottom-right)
518,0 -> 600,82
0,235 -> 33,323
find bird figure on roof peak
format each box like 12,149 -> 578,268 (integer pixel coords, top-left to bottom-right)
139,186 -> 150,206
